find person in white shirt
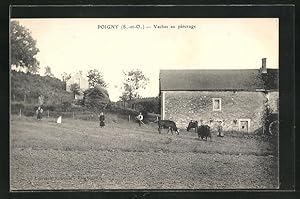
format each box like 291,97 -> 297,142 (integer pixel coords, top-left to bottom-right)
136,113 -> 144,127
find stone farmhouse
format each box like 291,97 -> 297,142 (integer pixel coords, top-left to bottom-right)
66,71 -> 89,99
159,58 -> 278,133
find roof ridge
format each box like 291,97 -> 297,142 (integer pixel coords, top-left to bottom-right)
160,68 -> 278,91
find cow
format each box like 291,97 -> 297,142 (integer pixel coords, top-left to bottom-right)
154,117 -> 179,135
196,125 -> 212,141
187,120 -> 198,133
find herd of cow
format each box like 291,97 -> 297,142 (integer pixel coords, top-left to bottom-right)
155,119 -> 212,141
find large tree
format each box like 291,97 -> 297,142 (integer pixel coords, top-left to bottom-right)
86,69 -> 107,88
10,20 -> 40,73
119,69 -> 149,102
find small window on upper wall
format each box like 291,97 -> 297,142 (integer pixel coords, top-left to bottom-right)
212,98 -> 221,111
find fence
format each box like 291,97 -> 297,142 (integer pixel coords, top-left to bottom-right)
11,108 -> 160,123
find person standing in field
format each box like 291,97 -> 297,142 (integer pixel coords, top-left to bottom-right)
36,106 -> 43,120
217,120 -> 224,137
56,115 -> 62,124
136,112 -> 144,127
99,112 -> 105,128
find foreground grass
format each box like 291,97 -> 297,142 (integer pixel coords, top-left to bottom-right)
10,115 -> 279,190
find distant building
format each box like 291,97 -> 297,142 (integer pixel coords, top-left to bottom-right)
66,72 -> 89,99
159,58 -> 279,133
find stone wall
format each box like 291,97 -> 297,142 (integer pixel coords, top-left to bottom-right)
162,91 -> 269,133
268,91 -> 279,113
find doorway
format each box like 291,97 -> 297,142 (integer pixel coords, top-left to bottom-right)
239,119 -> 250,133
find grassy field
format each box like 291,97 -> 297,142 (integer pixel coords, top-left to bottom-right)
10,115 -> 279,190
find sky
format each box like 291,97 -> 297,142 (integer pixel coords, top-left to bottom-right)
12,18 -> 279,102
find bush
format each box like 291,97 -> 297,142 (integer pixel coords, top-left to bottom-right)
11,70 -> 73,105
11,102 -> 76,115
105,104 -> 159,124
10,102 -> 25,113
10,102 -> 38,116
75,99 -> 84,106
61,101 -> 72,111
127,97 -> 160,114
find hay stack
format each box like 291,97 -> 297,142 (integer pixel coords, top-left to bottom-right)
83,85 -> 110,111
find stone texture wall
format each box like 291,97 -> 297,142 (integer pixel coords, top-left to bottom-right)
268,91 -> 279,113
163,91 -> 267,133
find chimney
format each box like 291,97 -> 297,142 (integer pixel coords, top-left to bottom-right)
261,58 -> 267,73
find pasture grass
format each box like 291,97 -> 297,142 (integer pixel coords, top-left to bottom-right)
10,115 -> 276,156
10,115 -> 279,190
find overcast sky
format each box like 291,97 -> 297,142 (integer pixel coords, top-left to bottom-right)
13,18 -> 279,102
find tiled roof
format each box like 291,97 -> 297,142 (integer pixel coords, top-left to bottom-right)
262,69 -> 279,90
160,69 -> 278,91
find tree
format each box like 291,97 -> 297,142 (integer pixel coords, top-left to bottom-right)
61,72 -> 71,90
119,92 -> 128,108
119,69 -> 149,103
10,20 -> 40,73
69,83 -> 81,99
44,66 -> 54,77
61,72 -> 71,82
86,69 -> 107,88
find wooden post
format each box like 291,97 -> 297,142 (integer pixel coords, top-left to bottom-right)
19,109 -> 22,117
128,115 -> 130,121
73,112 -> 74,120
47,110 -> 49,118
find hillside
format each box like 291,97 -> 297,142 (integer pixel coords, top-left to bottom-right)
11,70 -> 73,105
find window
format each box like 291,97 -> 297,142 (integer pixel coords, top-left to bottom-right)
212,98 -> 221,111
